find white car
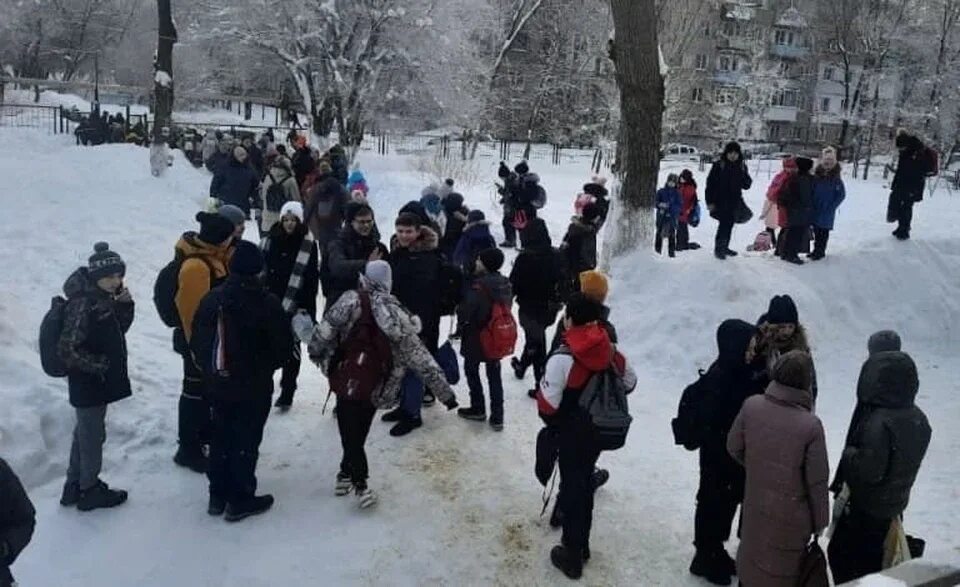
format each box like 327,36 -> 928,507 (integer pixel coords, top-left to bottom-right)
661,143 -> 702,161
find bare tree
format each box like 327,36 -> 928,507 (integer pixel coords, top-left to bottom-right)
607,0 -> 664,256
151,0 -> 175,176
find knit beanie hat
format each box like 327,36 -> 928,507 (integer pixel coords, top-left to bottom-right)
723,141 -> 743,156
196,211 -> 235,245
566,293 -> 604,326
478,248 -> 505,273
796,157 -> 814,174
218,204 -> 246,227
766,294 -> 798,325
280,201 -> 304,223
230,241 -> 264,276
87,242 -> 126,281
363,260 -> 392,292
868,330 -> 902,355
579,270 -> 609,303
772,350 -> 814,391
466,209 -> 486,224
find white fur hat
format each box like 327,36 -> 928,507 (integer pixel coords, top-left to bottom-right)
280,201 -> 304,223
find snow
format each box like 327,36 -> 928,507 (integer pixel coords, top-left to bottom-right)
155,70 -> 173,88
1,128 -> 959,585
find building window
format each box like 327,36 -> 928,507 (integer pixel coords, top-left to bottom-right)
715,88 -> 738,105
823,66 -> 835,81
692,88 -> 705,103
771,90 -> 798,107
778,61 -> 791,76
820,97 -> 831,112
718,55 -> 741,72
774,29 -> 795,46
770,124 -> 782,139
840,97 -> 849,111
695,54 -> 709,70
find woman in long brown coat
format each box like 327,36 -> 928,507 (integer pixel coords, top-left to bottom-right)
727,351 -> 830,587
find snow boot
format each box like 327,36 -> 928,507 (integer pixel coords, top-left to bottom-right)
208,495 -> 226,516
335,472 -> 353,497
511,357 -> 527,380
527,388 -> 538,399
355,484 -> 378,509
724,249 -> 738,257
60,480 -> 80,507
690,549 -> 733,586
893,229 -> 910,240
274,390 -> 294,411
422,391 -> 436,407
224,494 -> 274,522
457,406 -> 487,422
77,480 -> 128,512
550,545 -> 584,580
687,242 -> 702,250
381,407 -> 404,423
389,416 -> 423,437
714,249 -> 727,260
590,468 -> 610,491
173,448 -> 208,474
784,256 -> 805,266
489,416 -> 504,432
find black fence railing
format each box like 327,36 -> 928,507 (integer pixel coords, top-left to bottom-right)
0,104 -> 65,134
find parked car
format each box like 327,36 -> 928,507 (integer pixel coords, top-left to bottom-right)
661,143 -> 702,161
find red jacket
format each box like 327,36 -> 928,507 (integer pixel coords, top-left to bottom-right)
678,184 -> 698,223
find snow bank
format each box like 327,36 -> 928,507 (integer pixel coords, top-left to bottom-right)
1,130 -> 957,585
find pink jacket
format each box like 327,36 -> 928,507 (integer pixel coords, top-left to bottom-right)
766,170 -> 791,228
728,382 -> 830,587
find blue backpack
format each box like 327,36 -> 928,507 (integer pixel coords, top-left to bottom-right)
689,202 -> 702,227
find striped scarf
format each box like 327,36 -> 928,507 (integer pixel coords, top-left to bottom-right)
261,229 -> 317,314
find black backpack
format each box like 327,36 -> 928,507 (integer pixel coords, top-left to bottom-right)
154,252 -> 215,328
672,368 -> 709,451
39,296 -> 69,377
265,172 -> 287,212
576,361 -> 633,451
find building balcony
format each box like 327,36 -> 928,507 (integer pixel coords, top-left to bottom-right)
717,35 -> 756,53
713,70 -> 746,85
764,106 -> 799,122
770,43 -> 809,60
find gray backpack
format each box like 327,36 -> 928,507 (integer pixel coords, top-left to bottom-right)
578,363 -> 633,451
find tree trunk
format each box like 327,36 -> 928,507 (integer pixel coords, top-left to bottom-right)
152,0 -> 176,176
607,0 -> 664,258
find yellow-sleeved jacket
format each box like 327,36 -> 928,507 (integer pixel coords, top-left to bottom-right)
174,232 -> 231,341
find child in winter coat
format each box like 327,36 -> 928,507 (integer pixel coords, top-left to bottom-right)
574,176 -> 610,229
440,192 -> 469,259
58,243 -> 134,512
779,157 -> 815,265
347,170 -> 368,197
810,147 -> 846,260
763,156 -> 797,252
561,203 -> 601,295
0,458 -> 35,587
655,174 -> 683,257
453,210 -> 498,274
677,169 -> 700,251
457,248 -> 513,431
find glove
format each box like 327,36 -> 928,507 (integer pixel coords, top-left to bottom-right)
443,397 -> 459,410
291,312 -> 315,342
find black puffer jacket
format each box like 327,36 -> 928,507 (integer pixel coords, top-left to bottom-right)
262,222 -> 319,317
705,160 -> 753,222
892,137 -> 929,202
780,172 -> 814,228
320,224 -> 388,309
190,275 -> 293,403
0,458 -> 35,587
510,222 -> 562,325
560,218 -> 597,276
839,351 -> 931,519
458,272 -> 513,363
57,268 -> 134,408
389,227 -> 443,352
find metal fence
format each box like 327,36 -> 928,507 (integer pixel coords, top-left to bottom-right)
0,104 -> 67,134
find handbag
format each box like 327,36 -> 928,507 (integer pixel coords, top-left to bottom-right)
435,341 -> 460,385
733,200 -> 754,224
796,538 -> 830,587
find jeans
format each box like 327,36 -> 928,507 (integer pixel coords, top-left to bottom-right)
465,359 -> 504,421
66,405 -> 108,490
399,371 -> 424,419
207,393 -> 272,502
518,311 -> 548,386
179,354 -> 211,456
336,398 -> 377,486
714,220 -> 733,253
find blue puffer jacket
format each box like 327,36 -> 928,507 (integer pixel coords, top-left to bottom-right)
812,165 -> 846,230
210,158 -> 261,214
656,186 -> 682,225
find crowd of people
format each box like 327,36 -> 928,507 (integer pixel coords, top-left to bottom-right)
4,128 -> 936,585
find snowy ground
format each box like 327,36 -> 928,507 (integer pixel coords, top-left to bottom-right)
0,128 -> 958,585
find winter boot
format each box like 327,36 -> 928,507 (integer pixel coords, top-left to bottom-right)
389,416 -> 423,437
355,484 -> 378,509
590,468 -> 610,491
77,480 -> 128,512
173,448 -> 208,474
224,494 -> 274,522
489,415 -> 504,432
457,406 -> 487,422
714,249 -> 727,260
550,545 -> 584,580
690,549 -> 733,586
274,390 -> 294,411
511,357 -> 527,380
381,407 -> 404,423
527,389 -> 538,399
784,256 -> 805,266
335,472 -> 353,497
422,391 -> 437,407
208,494 -> 226,516
60,480 -> 80,507
724,248 -> 738,257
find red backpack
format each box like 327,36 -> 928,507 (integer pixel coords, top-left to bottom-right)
477,284 -> 518,360
328,292 -> 393,402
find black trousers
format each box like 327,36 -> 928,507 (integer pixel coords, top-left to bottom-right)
558,428 -> 601,551
279,356 -> 301,400
694,466 -> 744,550
336,398 -> 377,486
208,393 -> 272,502
828,508 -> 892,584
518,311 -> 548,386
714,220 -> 734,253
179,354 -> 211,456
782,226 -> 808,260
812,227 -> 831,257
677,222 -> 690,250
655,218 -> 677,255
887,192 -> 915,235
502,205 -> 517,244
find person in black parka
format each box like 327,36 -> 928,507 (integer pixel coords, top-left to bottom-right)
688,319 -> 769,586
261,202 -> 320,409
0,458 -> 35,587
888,131 -> 930,240
559,203 -> 601,294
57,243 -> 134,512
210,146 -> 261,216
191,241 -> 293,522
705,142 -> 753,260
778,157 -> 815,265
828,345 -> 932,584
320,203 -> 389,311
